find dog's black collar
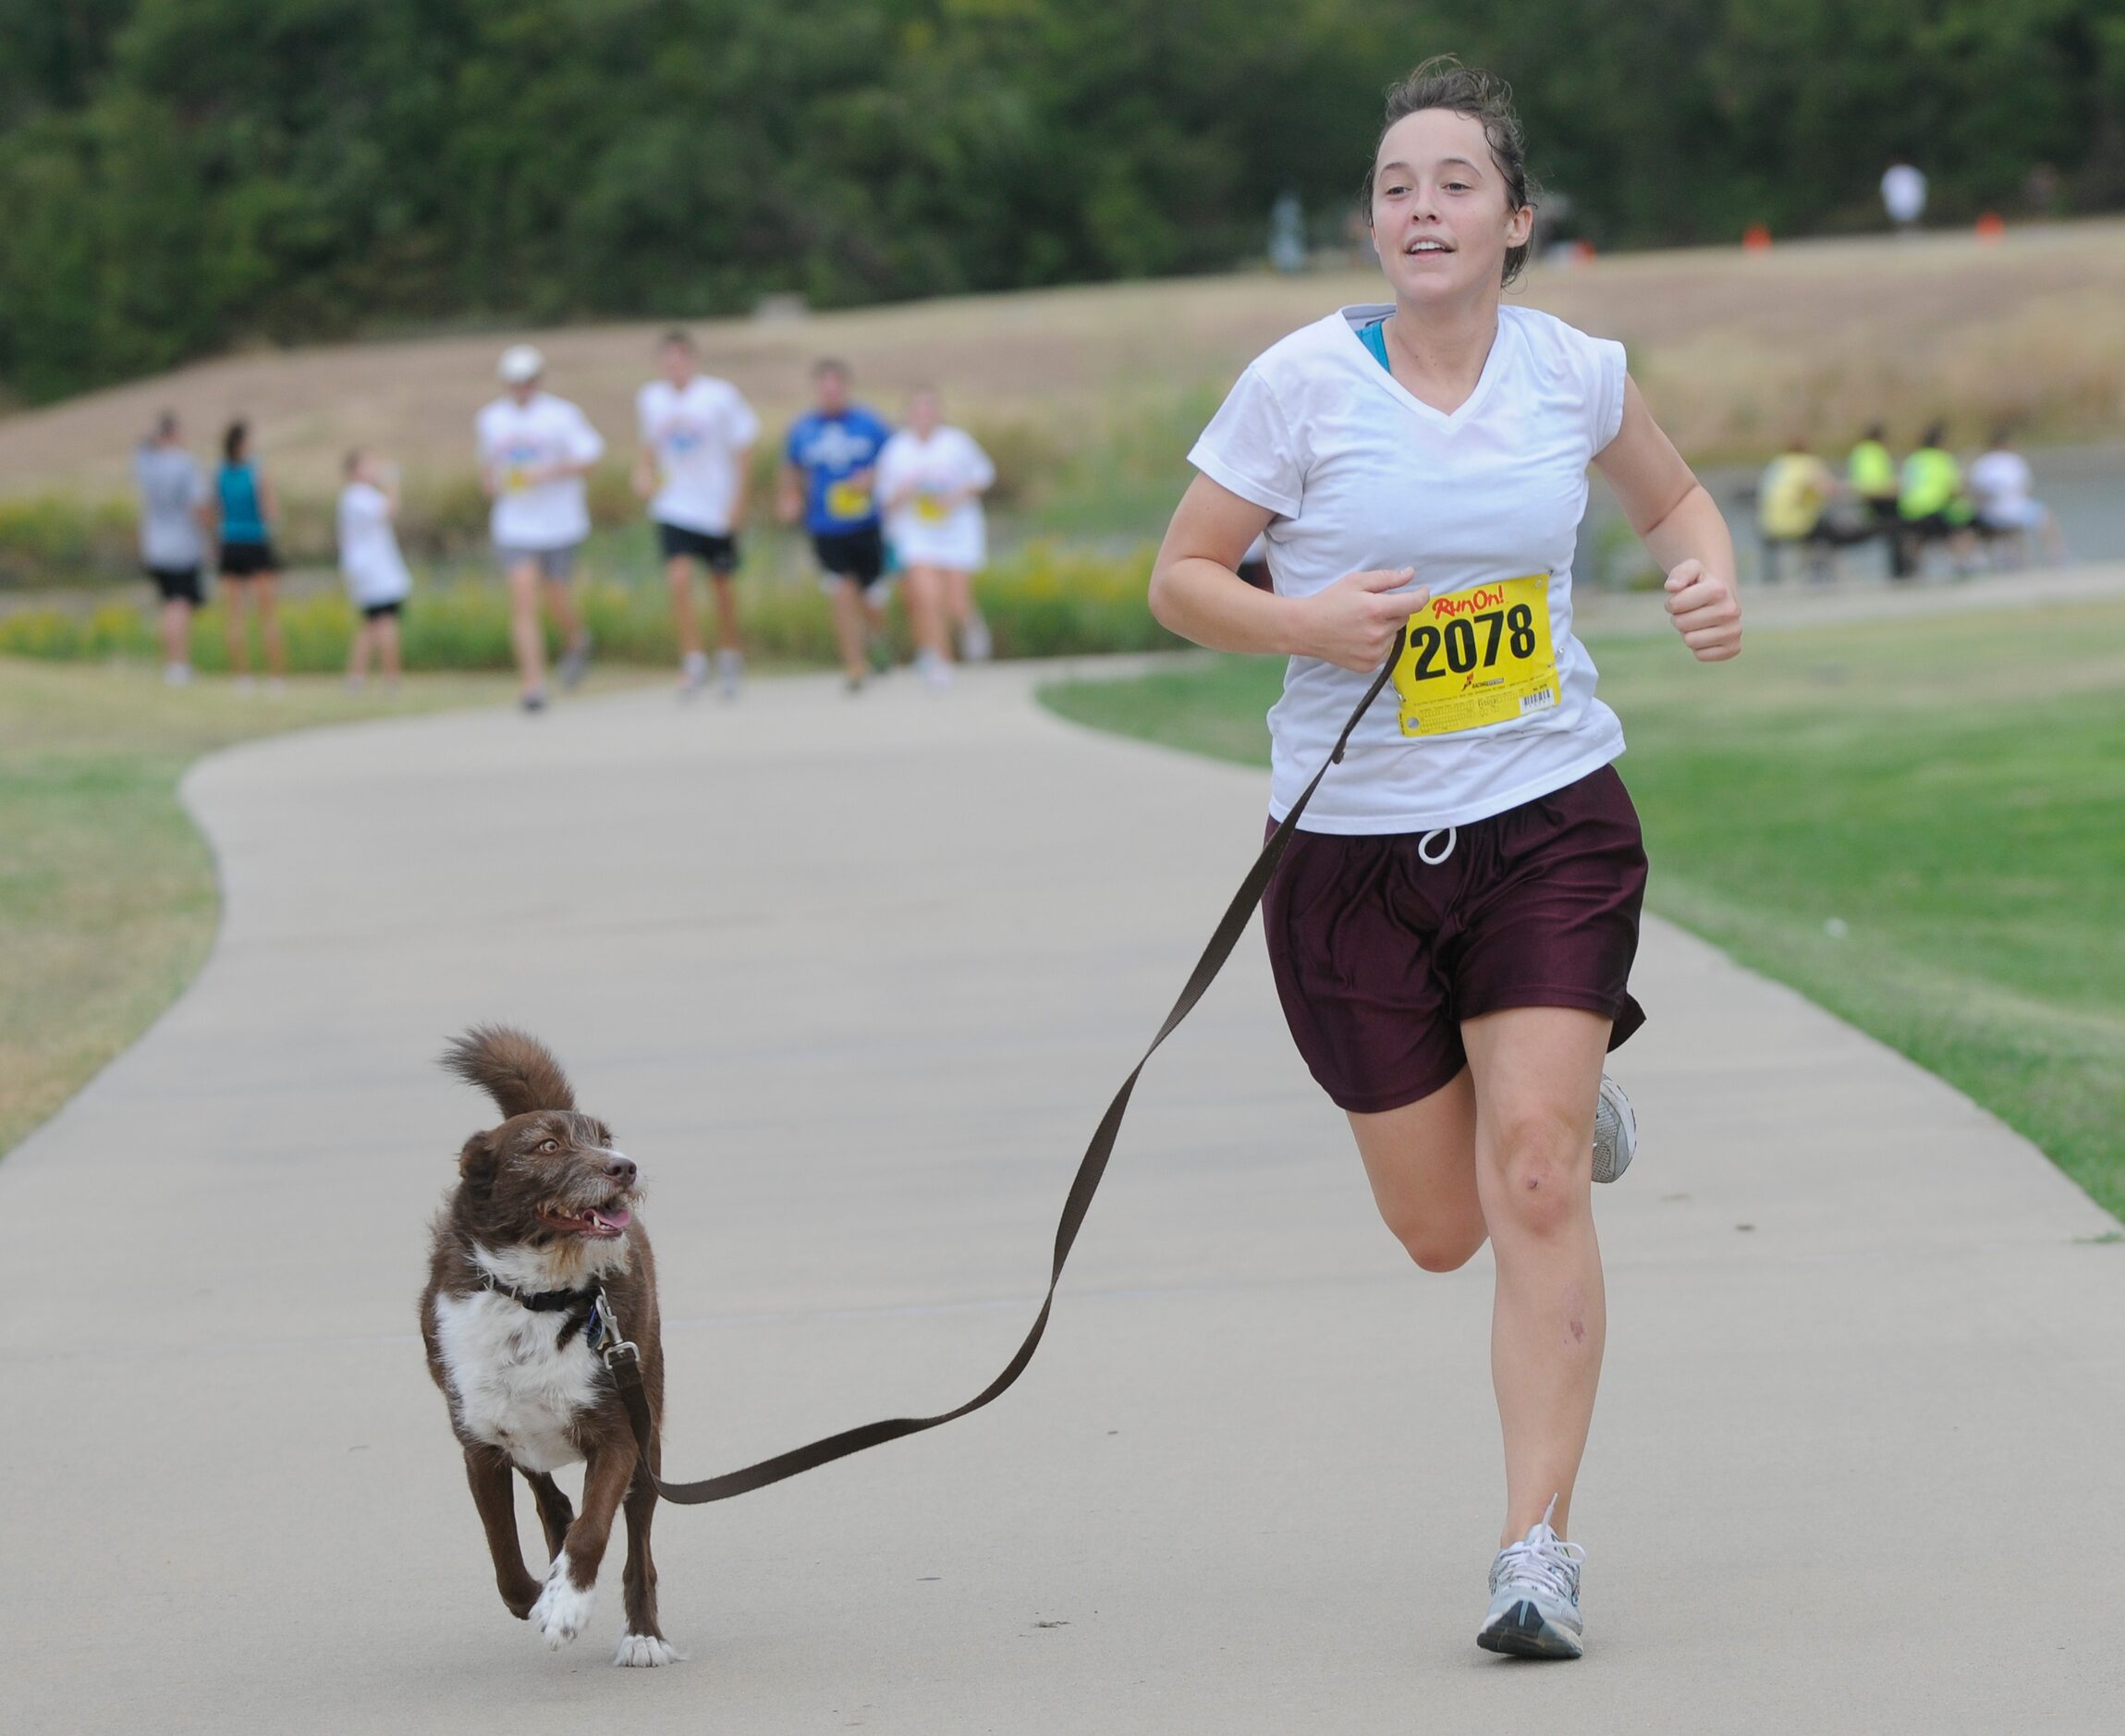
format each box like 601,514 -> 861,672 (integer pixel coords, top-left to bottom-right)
477,1271 -> 604,1350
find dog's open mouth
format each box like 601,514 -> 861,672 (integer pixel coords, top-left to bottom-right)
538,1201 -> 633,1239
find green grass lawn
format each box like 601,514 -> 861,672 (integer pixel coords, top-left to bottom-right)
1040,601 -> 2125,1222
0,659 -> 553,1157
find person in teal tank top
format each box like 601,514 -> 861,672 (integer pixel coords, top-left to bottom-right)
214,420 -> 287,683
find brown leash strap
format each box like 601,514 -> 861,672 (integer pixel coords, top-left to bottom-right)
605,635 -> 1405,1504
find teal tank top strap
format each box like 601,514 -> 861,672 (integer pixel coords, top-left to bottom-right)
1357,317 -> 1390,371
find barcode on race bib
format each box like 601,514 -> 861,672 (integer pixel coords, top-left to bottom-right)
1520,688 -> 1557,713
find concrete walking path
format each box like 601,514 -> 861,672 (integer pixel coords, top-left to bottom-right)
4,661 -> 2122,1732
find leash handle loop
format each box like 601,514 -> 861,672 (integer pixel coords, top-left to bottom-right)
616,634 -> 1406,1504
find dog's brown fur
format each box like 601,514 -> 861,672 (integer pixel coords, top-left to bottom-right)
419,1026 -> 672,1664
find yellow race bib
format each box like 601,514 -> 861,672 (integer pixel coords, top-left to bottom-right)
914,493 -> 950,523
825,479 -> 873,520
1392,574 -> 1560,737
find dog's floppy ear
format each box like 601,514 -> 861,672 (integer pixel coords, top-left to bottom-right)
442,1024 -> 576,1117
458,1129 -> 501,1189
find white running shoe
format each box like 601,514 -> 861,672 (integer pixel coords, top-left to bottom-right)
916,648 -> 954,690
716,648 -> 744,699
678,650 -> 709,698
1592,1074 -> 1636,1184
959,614 -> 993,662
163,662 -> 191,687
1478,1497 -> 1586,1659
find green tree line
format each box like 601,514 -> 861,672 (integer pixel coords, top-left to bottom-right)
1,0 -> 2119,404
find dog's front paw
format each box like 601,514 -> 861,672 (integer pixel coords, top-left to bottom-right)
613,1632 -> 680,1668
529,1565 -> 595,1650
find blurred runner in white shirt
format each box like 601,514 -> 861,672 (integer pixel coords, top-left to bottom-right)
634,330 -> 761,698
876,388 -> 996,685
476,345 -> 605,711
337,448 -> 414,690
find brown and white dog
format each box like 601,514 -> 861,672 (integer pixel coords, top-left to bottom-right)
420,1026 -> 675,1667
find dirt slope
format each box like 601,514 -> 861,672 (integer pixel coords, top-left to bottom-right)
5,219 -> 2120,500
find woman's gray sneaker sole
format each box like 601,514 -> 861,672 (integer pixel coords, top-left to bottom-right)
1592,1074 -> 1636,1183
1477,1600 -> 1585,1659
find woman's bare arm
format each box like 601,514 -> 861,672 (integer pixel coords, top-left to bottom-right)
1149,473 -> 1423,673
1594,378 -> 1742,662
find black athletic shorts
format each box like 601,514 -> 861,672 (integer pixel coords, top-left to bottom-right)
146,565 -> 204,605
218,540 -> 277,578
360,599 -> 403,621
812,525 -> 886,589
656,522 -> 741,572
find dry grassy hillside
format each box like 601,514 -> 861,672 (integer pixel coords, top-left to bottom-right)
4,219 -> 2121,503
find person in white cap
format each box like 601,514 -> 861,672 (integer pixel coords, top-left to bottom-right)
476,344 -> 605,711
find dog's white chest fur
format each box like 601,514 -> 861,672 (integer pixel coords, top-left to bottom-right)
433,1290 -> 599,1473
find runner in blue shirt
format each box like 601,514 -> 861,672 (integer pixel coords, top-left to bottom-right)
777,360 -> 895,691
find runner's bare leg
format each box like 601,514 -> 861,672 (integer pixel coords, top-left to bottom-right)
507,558 -> 545,696
255,571 -> 287,678
225,583 -> 250,677
1463,1005 -> 1610,1544
831,576 -> 868,683
1348,1070 -> 1485,1273
709,573 -> 741,654
665,556 -> 702,663
904,564 -> 951,664
544,575 -> 584,650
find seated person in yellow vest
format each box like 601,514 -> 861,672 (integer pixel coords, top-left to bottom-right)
1756,439 -> 1842,581
1846,423 -> 1907,574
1846,424 -> 1899,523
1896,422 -> 1978,578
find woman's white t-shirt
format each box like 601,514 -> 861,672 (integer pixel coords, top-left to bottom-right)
336,482 -> 412,607
475,392 -> 605,549
1188,303 -> 1628,833
876,426 -> 995,569
637,374 -> 761,535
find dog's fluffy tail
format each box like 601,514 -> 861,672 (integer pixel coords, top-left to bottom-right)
443,1025 -> 576,1118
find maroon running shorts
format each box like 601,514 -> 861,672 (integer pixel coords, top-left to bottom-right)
1261,764 -> 1648,1115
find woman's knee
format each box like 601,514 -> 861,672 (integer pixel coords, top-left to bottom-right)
1386,1216 -> 1486,1273
1481,1106 -> 1592,1237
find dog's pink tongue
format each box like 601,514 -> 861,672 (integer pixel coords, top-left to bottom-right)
592,1205 -> 632,1231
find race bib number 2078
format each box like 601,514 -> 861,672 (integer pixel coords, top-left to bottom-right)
1391,574 -> 1560,738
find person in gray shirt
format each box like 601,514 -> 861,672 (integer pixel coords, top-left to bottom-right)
134,410 -> 211,685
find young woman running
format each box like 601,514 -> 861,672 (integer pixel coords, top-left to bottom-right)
876,387 -> 996,686
214,421 -> 287,689
1150,58 -> 1740,1660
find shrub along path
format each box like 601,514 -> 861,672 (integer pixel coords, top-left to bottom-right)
2,657 -> 2121,1730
